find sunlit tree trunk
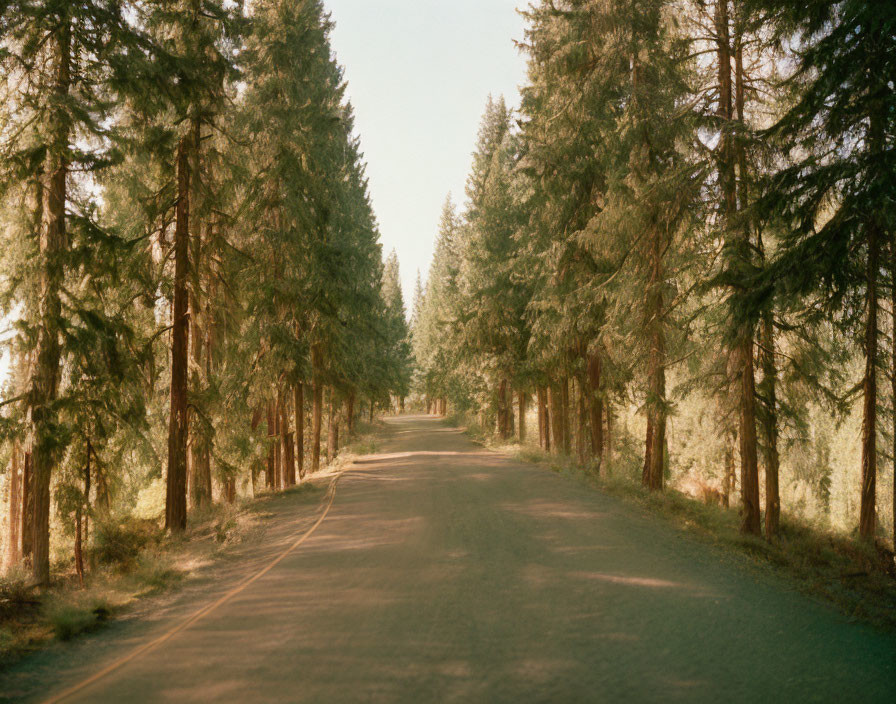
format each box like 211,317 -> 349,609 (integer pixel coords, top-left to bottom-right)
859,108 -> 885,540
892,233 -> 896,550
280,384 -> 295,486
5,444 -> 22,569
311,345 -> 323,472
537,386 -> 548,450
294,383 -> 305,480
588,353 -> 604,464
31,20 -> 72,583
560,375 -> 571,455
166,124 -> 195,532
266,400 -> 276,489
859,206 -> 880,540
549,384 -> 562,454
347,393 -> 356,434
575,378 -> 587,465
327,390 -> 338,462
21,451 -> 33,562
643,232 -> 666,491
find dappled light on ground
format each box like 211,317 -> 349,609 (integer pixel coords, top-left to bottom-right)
5,416 -> 895,703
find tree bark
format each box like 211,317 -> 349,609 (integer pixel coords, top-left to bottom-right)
576,378 -> 587,465
536,386 -> 548,450
266,400 -> 276,489
5,445 -> 22,569
165,129 -> 194,533
74,441 -> 90,588
274,392 -> 282,488
31,20 -> 71,584
21,450 -> 33,561
549,385 -> 562,454
758,232 -> 781,539
497,379 -> 510,439
588,353 -> 604,463
327,390 -> 338,462
347,393 -> 356,434
643,232 -> 666,492
859,204 -> 880,539
560,375 -> 571,455
722,431 -> 736,508
294,383 -> 305,480
280,384 -> 295,487
311,346 -> 323,472
518,391 -> 527,443
892,232 -> 896,550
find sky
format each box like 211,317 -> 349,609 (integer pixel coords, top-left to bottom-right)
324,0 -> 528,307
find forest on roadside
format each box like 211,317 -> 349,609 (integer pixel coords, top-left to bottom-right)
410,0 -> 896,549
0,0 -> 413,589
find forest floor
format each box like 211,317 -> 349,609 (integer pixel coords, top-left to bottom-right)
2,414 -> 895,702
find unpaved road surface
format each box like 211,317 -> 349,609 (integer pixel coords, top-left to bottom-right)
3,415 -> 895,702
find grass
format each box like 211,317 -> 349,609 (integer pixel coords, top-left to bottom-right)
0,488 -> 308,665
450,413 -> 896,630
43,593 -> 112,641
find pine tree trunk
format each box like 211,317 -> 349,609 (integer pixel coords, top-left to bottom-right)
536,387 -> 547,450
576,378 -> 587,465
311,346 -> 323,473
165,129 -> 193,533
859,208 -> 880,539
280,384 -> 295,487
347,393 -> 356,434
518,391 -> 527,443
588,353 -> 604,463
558,376 -> 569,455
369,399 -> 375,423
642,417 -> 655,486
605,404 -> 613,471
758,236 -> 781,539
549,385 -> 562,454
643,232 -> 666,492
31,21 -> 72,583
266,400 -> 276,489
892,233 -> 896,550
738,339 -> 761,534
327,391 -> 338,462
5,445 -> 21,569
274,391 -> 283,488
188,304 -> 211,508
722,432 -> 736,509
74,444 -> 89,588
294,383 -> 305,480
497,379 -> 510,439
21,451 -> 33,561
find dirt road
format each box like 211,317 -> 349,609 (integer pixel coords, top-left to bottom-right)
4,415 -> 895,702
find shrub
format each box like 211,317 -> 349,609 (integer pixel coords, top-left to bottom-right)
89,517 -> 161,570
0,568 -> 39,622
44,595 -> 110,641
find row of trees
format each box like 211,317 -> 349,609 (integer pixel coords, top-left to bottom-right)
411,0 -> 895,544
0,0 -> 411,585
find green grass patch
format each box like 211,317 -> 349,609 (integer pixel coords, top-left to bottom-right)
43,594 -> 112,641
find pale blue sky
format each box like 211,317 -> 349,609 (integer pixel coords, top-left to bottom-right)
324,0 -> 528,305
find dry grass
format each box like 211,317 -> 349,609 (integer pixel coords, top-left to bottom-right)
0,490 -> 297,666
